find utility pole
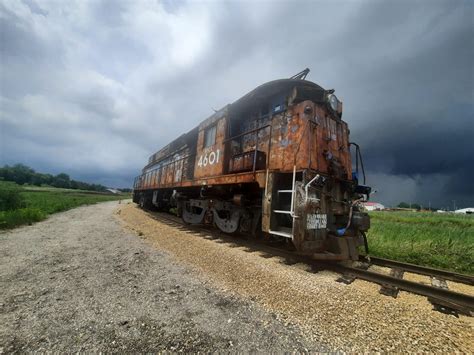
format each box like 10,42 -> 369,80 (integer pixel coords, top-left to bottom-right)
453,200 -> 456,211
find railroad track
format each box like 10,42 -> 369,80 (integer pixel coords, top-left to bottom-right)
358,255 -> 473,285
147,210 -> 474,317
329,263 -> 474,316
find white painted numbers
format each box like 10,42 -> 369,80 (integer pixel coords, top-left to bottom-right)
307,213 -> 327,229
198,149 -> 220,168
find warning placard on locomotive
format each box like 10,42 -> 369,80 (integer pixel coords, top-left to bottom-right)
307,214 -> 327,229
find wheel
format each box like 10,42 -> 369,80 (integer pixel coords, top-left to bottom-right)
139,195 -> 151,210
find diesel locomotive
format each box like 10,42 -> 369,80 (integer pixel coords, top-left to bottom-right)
133,69 -> 371,261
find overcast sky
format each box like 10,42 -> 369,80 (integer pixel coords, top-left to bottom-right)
0,0 -> 473,208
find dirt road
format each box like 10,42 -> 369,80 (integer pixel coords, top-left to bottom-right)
0,201 -> 319,352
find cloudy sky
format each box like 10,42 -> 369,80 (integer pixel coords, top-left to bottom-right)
0,0 -> 473,208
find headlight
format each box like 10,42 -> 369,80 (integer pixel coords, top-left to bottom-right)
328,94 -> 338,111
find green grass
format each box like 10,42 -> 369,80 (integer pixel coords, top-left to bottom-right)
0,182 -> 127,229
367,211 -> 474,274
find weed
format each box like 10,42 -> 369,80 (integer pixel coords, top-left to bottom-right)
0,182 -> 25,211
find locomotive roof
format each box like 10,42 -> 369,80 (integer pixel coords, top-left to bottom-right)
231,78 -> 325,109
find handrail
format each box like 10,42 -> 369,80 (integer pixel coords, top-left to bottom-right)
304,174 -> 321,203
290,165 -> 297,217
224,124 -> 270,143
349,142 -> 366,184
252,125 -> 259,174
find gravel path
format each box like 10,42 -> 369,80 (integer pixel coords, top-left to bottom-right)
119,204 -> 474,353
0,201 -> 322,352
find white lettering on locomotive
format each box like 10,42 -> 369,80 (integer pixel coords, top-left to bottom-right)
306,214 -> 327,230
198,149 -> 220,168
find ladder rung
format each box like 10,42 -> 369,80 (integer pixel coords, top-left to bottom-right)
269,230 -> 293,238
273,210 -> 292,214
277,190 -> 294,193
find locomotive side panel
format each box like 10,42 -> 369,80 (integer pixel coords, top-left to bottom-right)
194,115 -> 227,179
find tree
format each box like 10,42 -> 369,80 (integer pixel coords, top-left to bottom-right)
0,164 -> 109,192
0,164 -> 35,185
31,173 -> 49,186
397,202 -> 410,208
70,180 -> 79,189
51,173 -> 71,188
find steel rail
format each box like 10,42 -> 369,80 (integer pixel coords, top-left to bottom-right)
146,211 -> 474,316
359,255 -> 474,286
329,263 -> 474,316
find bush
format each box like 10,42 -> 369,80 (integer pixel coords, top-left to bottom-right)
0,182 -> 25,211
0,208 -> 45,229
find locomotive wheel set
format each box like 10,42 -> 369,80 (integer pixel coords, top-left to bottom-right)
133,69 -> 372,261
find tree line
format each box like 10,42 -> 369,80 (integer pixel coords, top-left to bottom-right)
397,202 -> 439,211
0,164 -> 108,192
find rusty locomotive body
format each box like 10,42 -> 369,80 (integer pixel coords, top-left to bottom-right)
133,69 -> 371,261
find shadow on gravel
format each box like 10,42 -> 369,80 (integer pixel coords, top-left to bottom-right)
144,210 -> 311,270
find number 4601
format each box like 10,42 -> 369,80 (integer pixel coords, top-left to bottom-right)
198,149 -> 220,167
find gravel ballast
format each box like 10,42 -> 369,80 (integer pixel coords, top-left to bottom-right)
0,201 -> 322,352
118,203 -> 474,353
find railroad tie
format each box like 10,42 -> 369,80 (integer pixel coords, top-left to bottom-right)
336,274 -> 357,285
379,268 -> 405,298
428,277 -> 459,317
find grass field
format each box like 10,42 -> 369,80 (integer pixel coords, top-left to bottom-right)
0,182 -> 127,229
367,211 -> 474,274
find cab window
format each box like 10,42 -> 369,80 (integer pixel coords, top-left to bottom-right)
204,125 -> 217,148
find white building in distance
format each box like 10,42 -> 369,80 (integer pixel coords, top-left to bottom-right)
454,208 -> 474,214
362,202 -> 385,211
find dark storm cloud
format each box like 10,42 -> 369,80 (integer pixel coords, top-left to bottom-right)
360,108 -> 473,205
340,1 -> 474,207
0,0 -> 472,207
363,109 -> 473,177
